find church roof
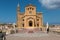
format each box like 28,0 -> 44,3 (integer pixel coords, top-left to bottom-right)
26,4 -> 36,7
19,12 -> 24,15
37,12 -> 43,15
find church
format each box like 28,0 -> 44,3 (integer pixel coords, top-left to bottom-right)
17,3 -> 43,29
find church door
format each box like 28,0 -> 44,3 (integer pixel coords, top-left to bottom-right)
29,21 -> 33,27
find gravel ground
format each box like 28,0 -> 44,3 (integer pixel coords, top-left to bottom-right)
6,32 -> 60,40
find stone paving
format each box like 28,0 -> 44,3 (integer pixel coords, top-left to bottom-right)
6,32 -> 60,40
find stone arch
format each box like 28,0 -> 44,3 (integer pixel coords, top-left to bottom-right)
26,17 -> 35,27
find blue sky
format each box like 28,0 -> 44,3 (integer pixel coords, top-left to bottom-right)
0,0 -> 60,24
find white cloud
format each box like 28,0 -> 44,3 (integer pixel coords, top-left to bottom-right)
39,0 -> 60,9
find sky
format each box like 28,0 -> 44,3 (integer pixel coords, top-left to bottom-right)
0,0 -> 60,24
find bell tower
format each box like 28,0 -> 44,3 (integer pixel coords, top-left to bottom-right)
17,3 -> 20,13
17,3 -> 20,28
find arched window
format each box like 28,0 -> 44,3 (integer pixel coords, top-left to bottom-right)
22,24 -> 24,27
37,19 -> 39,21
32,8 -> 34,10
37,23 -> 39,27
23,19 -> 24,21
30,7 -> 31,10
27,8 -> 29,10
29,21 -> 33,27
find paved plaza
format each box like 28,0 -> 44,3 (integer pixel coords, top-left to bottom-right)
6,32 -> 60,40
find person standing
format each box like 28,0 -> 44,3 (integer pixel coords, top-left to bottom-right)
47,27 -> 49,33
0,30 -> 6,40
0,30 -> 3,40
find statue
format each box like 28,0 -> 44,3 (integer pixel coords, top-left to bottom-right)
13,23 -> 16,33
46,22 -> 49,33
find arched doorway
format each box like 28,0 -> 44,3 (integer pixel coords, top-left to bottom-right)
29,21 -> 33,27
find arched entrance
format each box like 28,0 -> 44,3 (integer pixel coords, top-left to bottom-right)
29,21 -> 33,27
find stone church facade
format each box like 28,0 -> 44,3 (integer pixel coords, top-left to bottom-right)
17,3 -> 43,29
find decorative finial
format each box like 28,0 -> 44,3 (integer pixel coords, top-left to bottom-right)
17,2 -> 20,7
